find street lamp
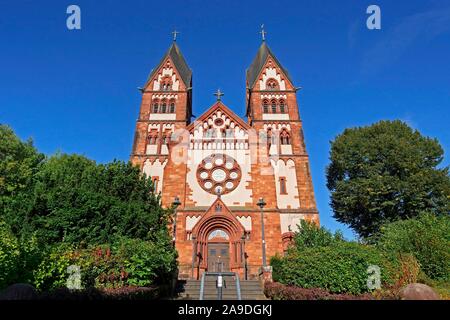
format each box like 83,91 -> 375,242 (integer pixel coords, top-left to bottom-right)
257,197 -> 267,267
241,233 -> 248,280
191,235 -> 197,279
172,196 -> 181,244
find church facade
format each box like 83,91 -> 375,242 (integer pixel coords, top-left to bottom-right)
130,39 -> 319,279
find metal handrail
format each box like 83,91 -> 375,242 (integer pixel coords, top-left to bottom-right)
199,272 -> 206,300
198,272 -> 242,300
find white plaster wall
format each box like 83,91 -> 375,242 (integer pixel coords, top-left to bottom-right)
280,145 -> 293,155
152,66 -> 180,91
259,67 -> 286,90
280,213 -> 305,233
261,94 -> 287,100
146,145 -> 158,155
161,145 -> 169,155
149,114 -> 177,121
142,158 -> 168,194
262,114 -> 290,121
186,215 -> 201,231
236,216 -> 252,231
271,159 -> 300,209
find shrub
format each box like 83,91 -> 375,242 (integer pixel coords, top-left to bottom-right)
292,220 -> 344,251
264,282 -> 374,300
272,241 -> 398,295
37,286 -> 160,300
375,213 -> 450,281
33,236 -> 177,291
0,221 -> 42,289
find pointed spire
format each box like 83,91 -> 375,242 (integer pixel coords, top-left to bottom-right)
143,41 -> 192,88
246,41 -> 293,90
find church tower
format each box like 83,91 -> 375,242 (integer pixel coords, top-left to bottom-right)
246,37 -> 319,250
130,39 -> 192,207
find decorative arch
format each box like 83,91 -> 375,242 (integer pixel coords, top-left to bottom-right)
266,78 -> 279,90
161,75 -> 173,91
191,198 -> 246,272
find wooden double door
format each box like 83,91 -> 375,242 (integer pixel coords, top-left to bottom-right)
207,243 -> 230,272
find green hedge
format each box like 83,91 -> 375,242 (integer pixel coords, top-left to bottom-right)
33,235 -> 177,292
272,242 -> 397,294
0,221 -> 42,289
375,213 -> 450,281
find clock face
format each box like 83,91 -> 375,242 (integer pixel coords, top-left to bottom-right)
196,154 -> 241,195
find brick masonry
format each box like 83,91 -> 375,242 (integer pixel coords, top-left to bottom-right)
130,42 -> 319,280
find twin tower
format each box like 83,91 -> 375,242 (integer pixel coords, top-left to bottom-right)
130,38 -> 319,279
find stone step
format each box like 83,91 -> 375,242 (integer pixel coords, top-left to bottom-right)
177,277 -> 265,300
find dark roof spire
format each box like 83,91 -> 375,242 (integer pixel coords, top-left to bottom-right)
144,41 -> 192,88
246,41 -> 293,89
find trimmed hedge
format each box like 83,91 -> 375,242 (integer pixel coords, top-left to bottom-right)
272,241 -> 398,295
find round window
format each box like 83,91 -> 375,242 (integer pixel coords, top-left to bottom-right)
196,154 -> 241,195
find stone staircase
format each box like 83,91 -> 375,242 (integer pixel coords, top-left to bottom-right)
177,275 -> 266,300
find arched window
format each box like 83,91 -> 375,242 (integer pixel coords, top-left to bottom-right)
161,100 -> 167,113
279,177 -> 287,194
279,99 -> 286,113
169,100 -> 175,113
161,76 -> 172,91
266,79 -> 279,90
152,100 -> 159,113
152,177 -> 159,192
280,130 -> 290,145
163,131 -> 171,145
148,130 -> 158,145
271,99 -> 277,113
263,100 -> 269,113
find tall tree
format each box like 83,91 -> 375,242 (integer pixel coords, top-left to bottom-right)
29,154 -> 168,245
0,125 -> 44,230
326,120 -> 450,239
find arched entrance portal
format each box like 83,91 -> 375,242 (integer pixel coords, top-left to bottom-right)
191,198 -> 246,278
207,229 -> 230,272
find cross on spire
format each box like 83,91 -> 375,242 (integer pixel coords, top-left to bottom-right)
172,29 -> 180,41
260,24 -> 267,41
214,89 -> 224,101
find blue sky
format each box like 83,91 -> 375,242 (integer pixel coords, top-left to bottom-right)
1,1 -> 449,240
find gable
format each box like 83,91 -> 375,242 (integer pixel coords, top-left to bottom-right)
143,43 -> 192,90
187,101 -> 251,135
246,42 -> 294,90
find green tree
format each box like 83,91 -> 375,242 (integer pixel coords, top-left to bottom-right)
27,153 -> 169,245
292,220 -> 344,251
326,120 -> 450,239
0,125 -> 44,233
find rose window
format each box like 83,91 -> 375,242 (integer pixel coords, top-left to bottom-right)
197,154 -> 241,195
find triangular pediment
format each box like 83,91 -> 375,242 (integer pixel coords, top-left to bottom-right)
187,101 -> 250,133
191,197 -> 244,237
